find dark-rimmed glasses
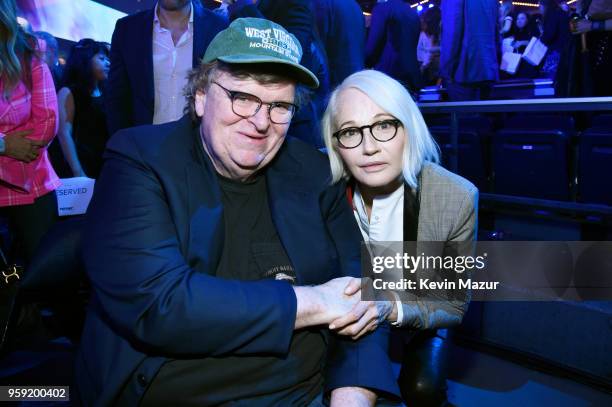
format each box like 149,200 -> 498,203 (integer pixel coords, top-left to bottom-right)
333,119 -> 402,149
212,81 -> 297,124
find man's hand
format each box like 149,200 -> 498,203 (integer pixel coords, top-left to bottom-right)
328,278 -> 394,340
293,277 -> 361,329
3,130 -> 45,162
330,387 -> 376,407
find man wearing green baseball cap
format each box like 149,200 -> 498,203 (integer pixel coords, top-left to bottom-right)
76,17 -> 400,406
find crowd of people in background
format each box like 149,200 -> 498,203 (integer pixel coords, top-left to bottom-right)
1,0 -> 610,252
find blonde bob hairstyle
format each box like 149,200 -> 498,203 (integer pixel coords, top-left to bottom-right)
322,70 -> 440,189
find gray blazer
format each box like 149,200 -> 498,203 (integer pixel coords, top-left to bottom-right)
416,162 -> 478,242
399,162 -> 478,330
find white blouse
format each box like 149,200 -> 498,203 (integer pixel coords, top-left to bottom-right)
352,185 -> 406,326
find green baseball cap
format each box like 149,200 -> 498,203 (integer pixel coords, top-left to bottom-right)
202,17 -> 319,88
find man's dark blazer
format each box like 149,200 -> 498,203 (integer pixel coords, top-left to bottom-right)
365,0 -> 422,91
439,0 -> 499,84
105,1 -> 226,136
313,0 -> 365,88
74,116 -> 400,405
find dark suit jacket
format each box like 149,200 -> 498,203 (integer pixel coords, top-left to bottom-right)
540,7 -> 571,52
365,0 -> 422,91
313,0 -> 365,88
439,0 -> 499,84
105,1 -> 226,136
74,116 -> 400,405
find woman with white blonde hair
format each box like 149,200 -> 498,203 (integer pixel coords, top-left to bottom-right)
323,69 -> 478,406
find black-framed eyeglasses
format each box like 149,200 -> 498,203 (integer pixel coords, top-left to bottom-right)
333,119 -> 402,149
211,81 -> 297,124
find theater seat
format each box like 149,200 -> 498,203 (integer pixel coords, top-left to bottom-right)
21,217 -> 85,294
590,114 -> 612,131
429,128 -> 489,191
578,130 -> 612,206
493,129 -> 570,200
20,217 -> 87,342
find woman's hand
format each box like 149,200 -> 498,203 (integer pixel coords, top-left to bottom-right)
3,130 -> 45,162
328,278 -> 395,340
573,19 -> 592,34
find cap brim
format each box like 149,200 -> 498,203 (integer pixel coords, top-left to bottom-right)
217,55 -> 319,89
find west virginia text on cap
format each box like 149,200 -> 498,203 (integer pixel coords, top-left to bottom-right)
202,17 -> 319,88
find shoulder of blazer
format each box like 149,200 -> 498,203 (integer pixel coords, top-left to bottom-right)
414,162 -> 478,240
105,116 -> 196,168
421,162 -> 477,193
419,161 -> 478,200
115,8 -> 154,33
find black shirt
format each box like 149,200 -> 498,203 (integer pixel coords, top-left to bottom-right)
141,172 -> 326,407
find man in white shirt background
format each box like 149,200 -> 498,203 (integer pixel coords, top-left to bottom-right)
106,0 -> 227,135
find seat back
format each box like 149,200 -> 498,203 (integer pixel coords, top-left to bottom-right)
590,114 -> 612,131
493,129 -> 570,200
578,130 -> 612,205
429,128 -> 489,191
21,217 -> 85,294
502,114 -> 576,134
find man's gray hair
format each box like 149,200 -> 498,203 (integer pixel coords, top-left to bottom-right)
321,69 -> 440,189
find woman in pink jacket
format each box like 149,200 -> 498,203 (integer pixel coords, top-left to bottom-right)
0,0 -> 60,265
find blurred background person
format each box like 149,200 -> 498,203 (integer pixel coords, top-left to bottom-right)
313,0 -> 365,89
54,39 -> 110,179
33,31 -> 62,90
440,0 -> 499,101
511,12 -> 538,53
417,5 -> 441,86
538,0 -> 571,79
570,0 -> 612,96
0,0 -> 59,266
366,0 -> 422,93
499,0 -> 514,38
106,0 -> 226,135
0,0 -> 59,351
510,11 -> 540,78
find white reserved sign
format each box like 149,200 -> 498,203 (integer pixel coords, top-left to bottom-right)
56,177 -> 95,216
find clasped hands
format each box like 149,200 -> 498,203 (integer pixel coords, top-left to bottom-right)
295,277 -> 396,340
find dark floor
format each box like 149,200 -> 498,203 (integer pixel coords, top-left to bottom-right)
445,341 -> 612,407
1,331 -> 611,407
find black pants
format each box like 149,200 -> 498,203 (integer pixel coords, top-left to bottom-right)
1,190 -> 58,267
398,330 -> 450,407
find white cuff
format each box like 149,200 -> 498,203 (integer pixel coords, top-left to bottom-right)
388,291 -> 404,327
